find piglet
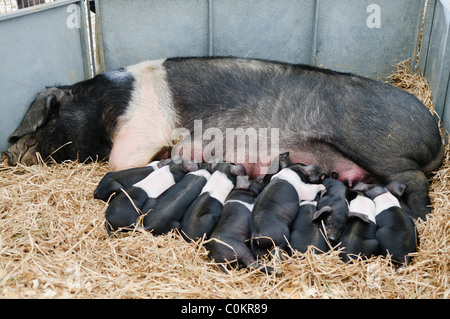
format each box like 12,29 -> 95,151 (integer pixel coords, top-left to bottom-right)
180,162 -> 247,241
104,161 -> 198,235
315,177 -> 356,244
263,151 -> 292,185
142,167 -> 211,235
207,176 -> 275,273
289,194 -> 329,255
366,182 -> 418,267
94,159 -> 170,202
338,189 -> 378,262
251,163 -> 325,258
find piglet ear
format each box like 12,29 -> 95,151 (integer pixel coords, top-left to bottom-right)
157,158 -> 173,168
209,159 -> 220,172
298,164 -> 324,183
346,189 -> 358,202
279,152 -> 291,169
330,171 -> 339,179
352,182 -> 371,192
312,206 -> 333,221
348,211 -> 370,223
230,164 -> 247,176
9,88 -> 64,143
235,175 -> 250,189
385,181 -> 407,199
255,175 -> 264,183
182,162 -> 199,173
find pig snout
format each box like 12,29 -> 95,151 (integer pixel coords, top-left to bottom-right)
3,135 -> 40,166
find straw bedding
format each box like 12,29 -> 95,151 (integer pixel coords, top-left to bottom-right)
0,60 -> 448,299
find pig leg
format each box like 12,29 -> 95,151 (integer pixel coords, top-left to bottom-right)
246,259 -> 277,275
385,170 -> 431,220
226,241 -> 276,274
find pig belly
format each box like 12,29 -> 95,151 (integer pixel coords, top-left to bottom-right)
322,157 -> 378,187
245,150 -> 378,187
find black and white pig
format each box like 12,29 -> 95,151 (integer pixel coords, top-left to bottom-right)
4,57 -> 444,220
104,161 -> 198,234
262,151 -> 292,186
338,190 -> 378,262
315,178 -> 357,244
251,163 -> 326,257
94,159 -> 169,202
366,184 -> 418,267
206,176 -> 274,273
180,162 -> 247,241
142,167 -> 211,235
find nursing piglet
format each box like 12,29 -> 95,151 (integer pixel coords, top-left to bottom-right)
181,163 -> 247,241
94,159 -> 170,202
315,178 -> 356,244
142,167 -> 211,235
262,151 -> 292,185
339,190 -> 378,262
104,161 -> 198,235
251,163 -> 325,258
366,183 -> 418,267
207,176 -> 274,273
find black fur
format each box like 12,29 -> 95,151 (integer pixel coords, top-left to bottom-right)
104,186 -> 150,235
180,163 -> 246,241
339,213 -> 378,262
143,170 -> 210,235
374,207 -> 418,267
289,198 -> 329,255
315,178 -> 356,244
94,161 -> 163,202
7,69 -> 134,164
250,174 -> 302,257
103,162 -> 195,235
207,178 -> 270,273
164,57 -> 443,219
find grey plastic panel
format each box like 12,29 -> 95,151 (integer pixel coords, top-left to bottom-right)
316,0 -> 424,78
96,0 -> 424,79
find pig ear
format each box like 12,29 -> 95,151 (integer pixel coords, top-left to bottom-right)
157,158 -> 172,168
9,88 -> 63,143
297,164 -> 324,183
279,152 -> 291,169
230,164 -> 247,176
385,181 -> 407,198
346,189 -> 358,202
182,162 -> 199,172
312,206 -> 333,221
330,171 -> 339,179
235,175 -> 250,189
279,160 -> 289,169
348,211 -> 370,223
352,182 -> 371,192
209,159 -> 220,172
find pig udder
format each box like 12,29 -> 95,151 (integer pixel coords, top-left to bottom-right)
243,149 -> 378,187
